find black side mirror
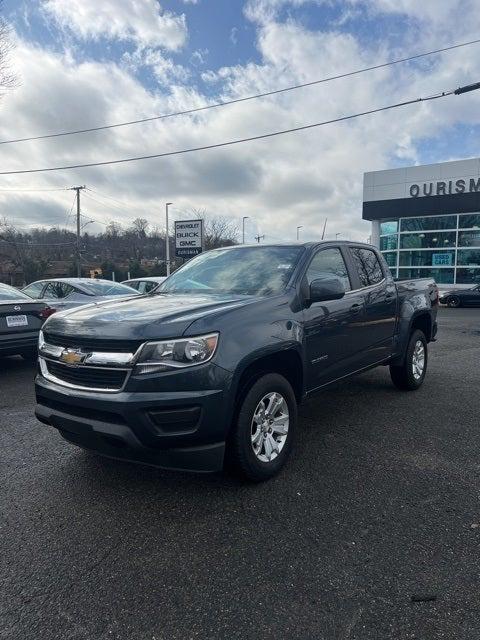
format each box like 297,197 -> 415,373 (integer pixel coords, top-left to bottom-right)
309,277 -> 346,304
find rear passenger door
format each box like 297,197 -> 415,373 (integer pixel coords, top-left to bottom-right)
347,247 -> 397,365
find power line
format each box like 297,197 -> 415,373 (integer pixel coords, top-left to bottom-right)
0,187 -> 69,192
0,239 -> 76,246
64,193 -> 77,227
86,187 -> 130,209
0,83 -> 477,176
1,38 -> 480,146
83,190 -> 128,213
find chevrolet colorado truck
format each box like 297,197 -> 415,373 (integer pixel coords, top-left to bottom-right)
35,242 -> 438,481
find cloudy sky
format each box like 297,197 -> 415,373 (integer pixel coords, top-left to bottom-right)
1,0 -> 480,242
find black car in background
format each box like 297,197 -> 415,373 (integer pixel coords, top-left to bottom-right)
439,285 -> 480,307
0,283 -> 55,359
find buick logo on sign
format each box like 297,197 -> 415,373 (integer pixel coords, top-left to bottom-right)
13,305 -> 21,311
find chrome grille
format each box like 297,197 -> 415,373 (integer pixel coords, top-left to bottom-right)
45,360 -> 128,391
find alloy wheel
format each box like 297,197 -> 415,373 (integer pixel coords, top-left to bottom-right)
250,392 -> 289,462
412,340 -> 425,380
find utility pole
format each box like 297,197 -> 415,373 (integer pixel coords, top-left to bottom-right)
296,225 -> 303,240
165,202 -> 173,276
242,216 -> 249,244
254,234 -> 265,243
71,186 -> 85,277
321,217 -> 328,240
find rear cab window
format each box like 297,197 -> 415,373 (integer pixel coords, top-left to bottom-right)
349,248 -> 384,287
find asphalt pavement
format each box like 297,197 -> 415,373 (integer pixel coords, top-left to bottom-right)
1,307 -> 479,640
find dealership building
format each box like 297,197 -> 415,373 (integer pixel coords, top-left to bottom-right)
363,157 -> 480,287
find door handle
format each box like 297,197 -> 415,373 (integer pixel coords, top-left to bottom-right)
350,303 -> 362,314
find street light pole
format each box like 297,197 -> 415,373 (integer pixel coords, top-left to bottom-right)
296,225 -> 303,240
335,232 -> 342,240
242,216 -> 249,244
165,202 -> 173,276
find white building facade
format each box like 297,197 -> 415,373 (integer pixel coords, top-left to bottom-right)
363,157 -> 480,287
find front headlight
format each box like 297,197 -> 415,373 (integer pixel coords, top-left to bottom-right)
134,333 -> 219,375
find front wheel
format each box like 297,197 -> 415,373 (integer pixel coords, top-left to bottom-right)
390,329 -> 428,391
227,373 -> 297,482
447,296 -> 461,308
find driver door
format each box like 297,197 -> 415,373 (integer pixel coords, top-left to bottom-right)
303,247 -> 365,391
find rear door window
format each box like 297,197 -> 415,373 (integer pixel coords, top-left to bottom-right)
349,248 -> 384,287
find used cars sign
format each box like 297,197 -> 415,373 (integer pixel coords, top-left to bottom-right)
174,219 -> 204,258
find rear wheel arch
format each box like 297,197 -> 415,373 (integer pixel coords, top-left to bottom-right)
409,312 -> 432,342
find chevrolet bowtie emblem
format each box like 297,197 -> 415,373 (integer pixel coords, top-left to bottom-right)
59,348 -> 85,365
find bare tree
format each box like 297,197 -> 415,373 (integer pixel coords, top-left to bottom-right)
0,2 -> 17,95
131,217 -> 150,238
188,208 -> 239,250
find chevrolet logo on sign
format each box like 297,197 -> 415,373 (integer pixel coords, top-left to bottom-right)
59,349 -> 85,365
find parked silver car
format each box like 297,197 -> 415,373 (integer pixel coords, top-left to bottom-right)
121,276 -> 166,294
22,278 -> 140,310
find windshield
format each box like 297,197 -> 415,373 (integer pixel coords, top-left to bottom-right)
0,283 -> 33,301
158,246 -> 304,295
79,281 -> 140,296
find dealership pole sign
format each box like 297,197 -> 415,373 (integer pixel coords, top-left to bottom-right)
174,219 -> 204,258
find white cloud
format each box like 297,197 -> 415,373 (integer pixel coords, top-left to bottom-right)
245,0 -> 326,23
42,0 -> 188,50
2,1 -> 480,244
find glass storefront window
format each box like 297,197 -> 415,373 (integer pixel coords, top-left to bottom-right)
380,235 -> 398,251
399,250 -> 455,267
459,214 -> 480,229
381,251 -> 397,267
397,268 -> 454,284
400,232 -> 456,249
380,220 -> 398,235
457,249 -> 480,266
458,230 -> 480,247
456,268 -> 480,284
400,215 -> 457,232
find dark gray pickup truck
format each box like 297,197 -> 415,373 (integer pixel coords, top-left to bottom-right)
35,242 -> 438,481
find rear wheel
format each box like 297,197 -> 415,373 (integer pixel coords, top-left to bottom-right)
227,373 -> 297,482
447,295 -> 461,308
390,329 -> 428,391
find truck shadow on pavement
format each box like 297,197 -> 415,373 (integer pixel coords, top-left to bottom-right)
57,365 -> 411,497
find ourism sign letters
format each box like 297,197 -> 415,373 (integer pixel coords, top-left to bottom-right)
174,219 -> 204,258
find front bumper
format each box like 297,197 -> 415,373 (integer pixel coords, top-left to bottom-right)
35,365 -> 233,472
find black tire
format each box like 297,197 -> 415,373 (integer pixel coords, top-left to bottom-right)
390,329 -> 428,391
227,373 -> 297,482
447,295 -> 461,308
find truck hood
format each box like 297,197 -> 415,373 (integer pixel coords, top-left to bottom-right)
43,292 -> 256,341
